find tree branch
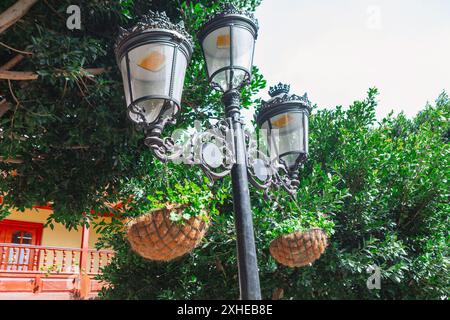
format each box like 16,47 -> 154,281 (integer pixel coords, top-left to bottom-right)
85,67 -> 110,76
0,65 -> 110,116
0,154 -> 46,163
0,54 -> 22,117
0,99 -> 11,117
0,157 -> 23,164
0,68 -> 111,81
0,70 -> 38,80
49,145 -> 90,150
0,0 -> 39,34
0,41 -> 32,55
0,54 -> 25,71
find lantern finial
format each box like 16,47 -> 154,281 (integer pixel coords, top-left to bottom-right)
269,83 -> 290,97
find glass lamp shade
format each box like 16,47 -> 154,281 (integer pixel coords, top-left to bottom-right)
116,22 -> 192,127
198,6 -> 258,92
260,111 -> 309,171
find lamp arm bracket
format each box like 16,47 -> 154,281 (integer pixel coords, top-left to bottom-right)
144,116 -> 235,185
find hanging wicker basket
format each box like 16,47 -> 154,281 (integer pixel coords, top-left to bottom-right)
269,228 -> 328,268
126,205 -> 209,262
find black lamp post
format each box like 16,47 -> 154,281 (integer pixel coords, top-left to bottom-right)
115,4 -> 311,300
197,4 -> 261,300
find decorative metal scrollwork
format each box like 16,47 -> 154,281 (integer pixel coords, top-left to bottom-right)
192,119 -> 235,186
203,3 -> 259,31
143,113 -> 180,162
144,118 -> 235,186
115,10 -> 193,51
210,71 -> 252,94
143,112 -> 300,193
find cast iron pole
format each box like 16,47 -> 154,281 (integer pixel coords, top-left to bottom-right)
222,90 -> 262,300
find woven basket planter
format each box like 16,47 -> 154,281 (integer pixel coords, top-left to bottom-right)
126,205 -> 209,262
269,228 -> 328,268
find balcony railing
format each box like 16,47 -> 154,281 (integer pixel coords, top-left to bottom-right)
0,243 -> 114,275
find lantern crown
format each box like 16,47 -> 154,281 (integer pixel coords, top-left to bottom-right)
198,3 -> 259,42
269,83 -> 290,97
256,84 -> 312,126
114,10 -> 193,61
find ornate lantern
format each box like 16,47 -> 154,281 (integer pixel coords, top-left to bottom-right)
198,3 -> 258,92
115,11 -> 193,129
256,83 -> 312,177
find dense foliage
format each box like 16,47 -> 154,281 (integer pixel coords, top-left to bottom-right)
1,1 -> 448,299
98,90 -> 449,300
0,0 -> 264,228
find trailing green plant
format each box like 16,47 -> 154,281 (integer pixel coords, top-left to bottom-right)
255,165 -> 346,241
144,171 -> 219,223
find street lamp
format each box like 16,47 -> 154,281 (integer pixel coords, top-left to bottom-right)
115,4 -> 310,300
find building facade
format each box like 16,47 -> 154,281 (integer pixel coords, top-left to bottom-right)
0,203 -> 114,300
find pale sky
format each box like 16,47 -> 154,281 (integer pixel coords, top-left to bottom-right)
248,0 -> 450,121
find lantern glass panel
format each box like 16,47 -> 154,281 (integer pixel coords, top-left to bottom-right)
232,26 -> 254,74
211,70 -> 230,92
260,121 -> 272,159
171,49 -> 188,103
202,26 -> 231,87
209,69 -> 250,92
267,111 -> 307,170
120,58 -> 131,107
